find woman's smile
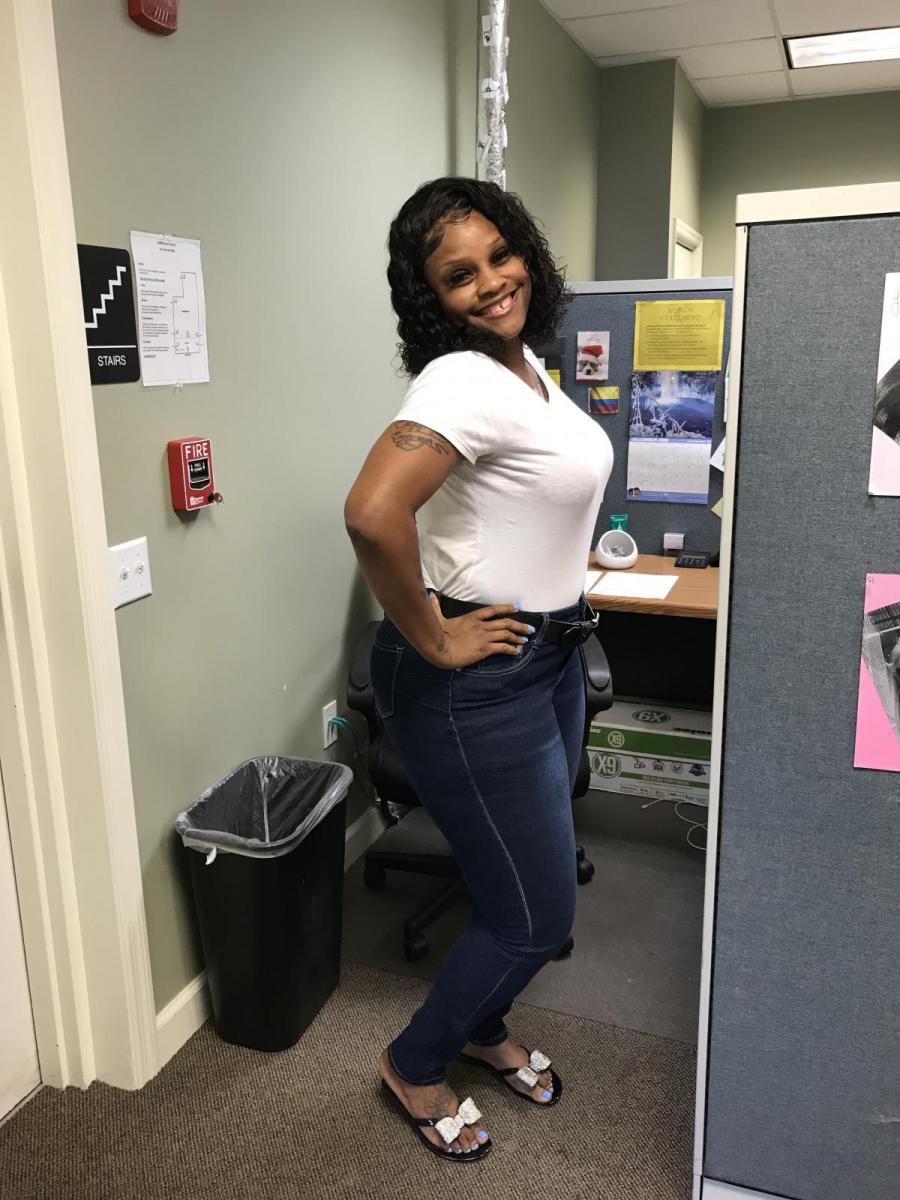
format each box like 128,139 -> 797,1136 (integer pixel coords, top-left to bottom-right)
477,288 -> 519,319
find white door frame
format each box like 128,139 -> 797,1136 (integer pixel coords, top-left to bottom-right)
691,180 -> 900,1200
0,0 -> 157,1090
669,216 -> 703,279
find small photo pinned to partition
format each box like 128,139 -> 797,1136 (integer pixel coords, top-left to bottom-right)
855,573 -> 900,772
589,386 -> 619,414
576,331 -> 609,381
868,273 -> 900,495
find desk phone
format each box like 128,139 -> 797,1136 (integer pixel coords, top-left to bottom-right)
675,552 -> 711,569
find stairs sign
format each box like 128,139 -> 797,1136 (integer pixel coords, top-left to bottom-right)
77,244 -> 140,384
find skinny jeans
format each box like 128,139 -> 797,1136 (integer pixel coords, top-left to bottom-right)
371,598 -> 585,1086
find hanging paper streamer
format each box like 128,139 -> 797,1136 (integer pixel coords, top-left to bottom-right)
477,0 -> 510,189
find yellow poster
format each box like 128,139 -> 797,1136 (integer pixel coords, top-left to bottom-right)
633,299 -> 725,371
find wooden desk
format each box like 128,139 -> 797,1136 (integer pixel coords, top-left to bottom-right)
586,553 -> 718,620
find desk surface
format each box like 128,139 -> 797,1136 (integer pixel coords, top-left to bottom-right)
587,553 -> 719,620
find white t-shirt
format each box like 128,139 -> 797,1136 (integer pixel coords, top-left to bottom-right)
394,348 -> 613,612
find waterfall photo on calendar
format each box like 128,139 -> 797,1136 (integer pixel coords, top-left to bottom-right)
625,370 -> 715,505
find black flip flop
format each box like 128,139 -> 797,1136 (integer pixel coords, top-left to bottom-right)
379,1080 -> 492,1162
458,1047 -> 563,1107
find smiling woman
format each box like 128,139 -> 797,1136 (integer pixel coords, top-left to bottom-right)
344,176 -> 613,1165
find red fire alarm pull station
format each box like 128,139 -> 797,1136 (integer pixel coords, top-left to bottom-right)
167,438 -> 223,512
129,0 -> 178,35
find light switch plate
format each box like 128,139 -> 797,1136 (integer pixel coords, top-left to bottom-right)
108,537 -> 152,608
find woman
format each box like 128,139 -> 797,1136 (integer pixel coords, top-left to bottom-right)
344,177 -> 613,1162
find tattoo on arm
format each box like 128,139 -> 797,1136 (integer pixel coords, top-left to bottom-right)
392,421 -> 453,456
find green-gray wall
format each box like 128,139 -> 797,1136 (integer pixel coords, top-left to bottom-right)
506,0 -> 602,281
701,91 -> 900,274
52,0 -> 604,1010
670,66 -> 704,252
596,60 -> 677,280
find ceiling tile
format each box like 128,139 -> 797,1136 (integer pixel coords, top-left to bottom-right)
695,71 -> 791,105
681,38 -> 785,79
539,0 -> 699,17
774,0 -> 900,38
568,0 -> 775,58
789,57 -> 900,94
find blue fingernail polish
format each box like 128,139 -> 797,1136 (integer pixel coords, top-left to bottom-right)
542,1089 -> 552,1099
514,602 -> 521,611
478,1130 -> 487,1139
528,625 -> 536,633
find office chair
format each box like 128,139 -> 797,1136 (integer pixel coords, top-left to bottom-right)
347,622 -> 613,962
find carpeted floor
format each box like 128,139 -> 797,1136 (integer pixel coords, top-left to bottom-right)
342,831 -> 706,1044
0,961 -> 696,1200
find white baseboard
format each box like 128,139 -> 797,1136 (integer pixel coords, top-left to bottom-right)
153,805 -> 384,1072
344,804 -> 386,870
703,1180 -> 793,1200
155,971 -> 210,1070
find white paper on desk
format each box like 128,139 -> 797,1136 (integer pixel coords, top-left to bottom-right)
584,570 -> 603,593
591,573 -> 677,601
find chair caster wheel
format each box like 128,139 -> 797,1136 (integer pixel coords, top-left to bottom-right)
404,934 -> 429,962
553,935 -> 574,960
576,846 -> 586,861
363,864 -> 386,891
576,859 -> 595,884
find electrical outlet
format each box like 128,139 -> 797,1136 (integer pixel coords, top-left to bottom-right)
663,532 -> 684,555
108,536 -> 152,608
322,700 -> 337,749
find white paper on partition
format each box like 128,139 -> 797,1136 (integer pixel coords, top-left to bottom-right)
591,573 -> 677,600
584,570 -> 604,593
710,438 -> 726,472
868,273 -> 900,495
130,230 -> 210,387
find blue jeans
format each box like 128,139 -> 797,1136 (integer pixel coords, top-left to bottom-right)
371,599 -> 586,1086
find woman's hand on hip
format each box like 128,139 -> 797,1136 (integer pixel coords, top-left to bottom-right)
424,595 -> 535,668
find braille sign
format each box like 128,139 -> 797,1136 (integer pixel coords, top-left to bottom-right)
77,244 -> 140,384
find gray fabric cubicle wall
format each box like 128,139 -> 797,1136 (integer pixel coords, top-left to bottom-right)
704,218 -> 900,1199
556,281 -> 731,557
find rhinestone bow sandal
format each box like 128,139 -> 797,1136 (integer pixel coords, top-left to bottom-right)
458,1047 -> 563,1106
379,1080 -> 492,1162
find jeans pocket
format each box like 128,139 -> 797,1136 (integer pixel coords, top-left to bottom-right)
371,644 -> 404,719
459,639 -> 538,677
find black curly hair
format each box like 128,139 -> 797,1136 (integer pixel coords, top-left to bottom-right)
387,177 -> 569,376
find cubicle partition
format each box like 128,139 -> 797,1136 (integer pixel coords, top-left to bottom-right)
551,279 -> 732,705
557,278 -> 732,559
696,184 -> 900,1200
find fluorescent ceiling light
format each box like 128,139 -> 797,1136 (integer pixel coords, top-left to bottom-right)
786,26 -> 900,69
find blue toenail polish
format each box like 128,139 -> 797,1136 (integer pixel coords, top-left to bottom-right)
542,1089 -> 552,1099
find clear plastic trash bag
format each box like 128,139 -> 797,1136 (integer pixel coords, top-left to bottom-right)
175,756 -> 352,860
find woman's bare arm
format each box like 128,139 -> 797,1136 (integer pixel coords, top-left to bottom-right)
344,421 -> 530,666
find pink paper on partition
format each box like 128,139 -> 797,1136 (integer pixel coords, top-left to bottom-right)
854,573 -> 900,772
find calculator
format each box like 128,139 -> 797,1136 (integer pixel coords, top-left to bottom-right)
675,552 -> 710,569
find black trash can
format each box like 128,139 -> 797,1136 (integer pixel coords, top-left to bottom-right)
176,756 -> 352,1052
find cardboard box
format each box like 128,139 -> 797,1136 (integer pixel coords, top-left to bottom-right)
588,701 -> 712,807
